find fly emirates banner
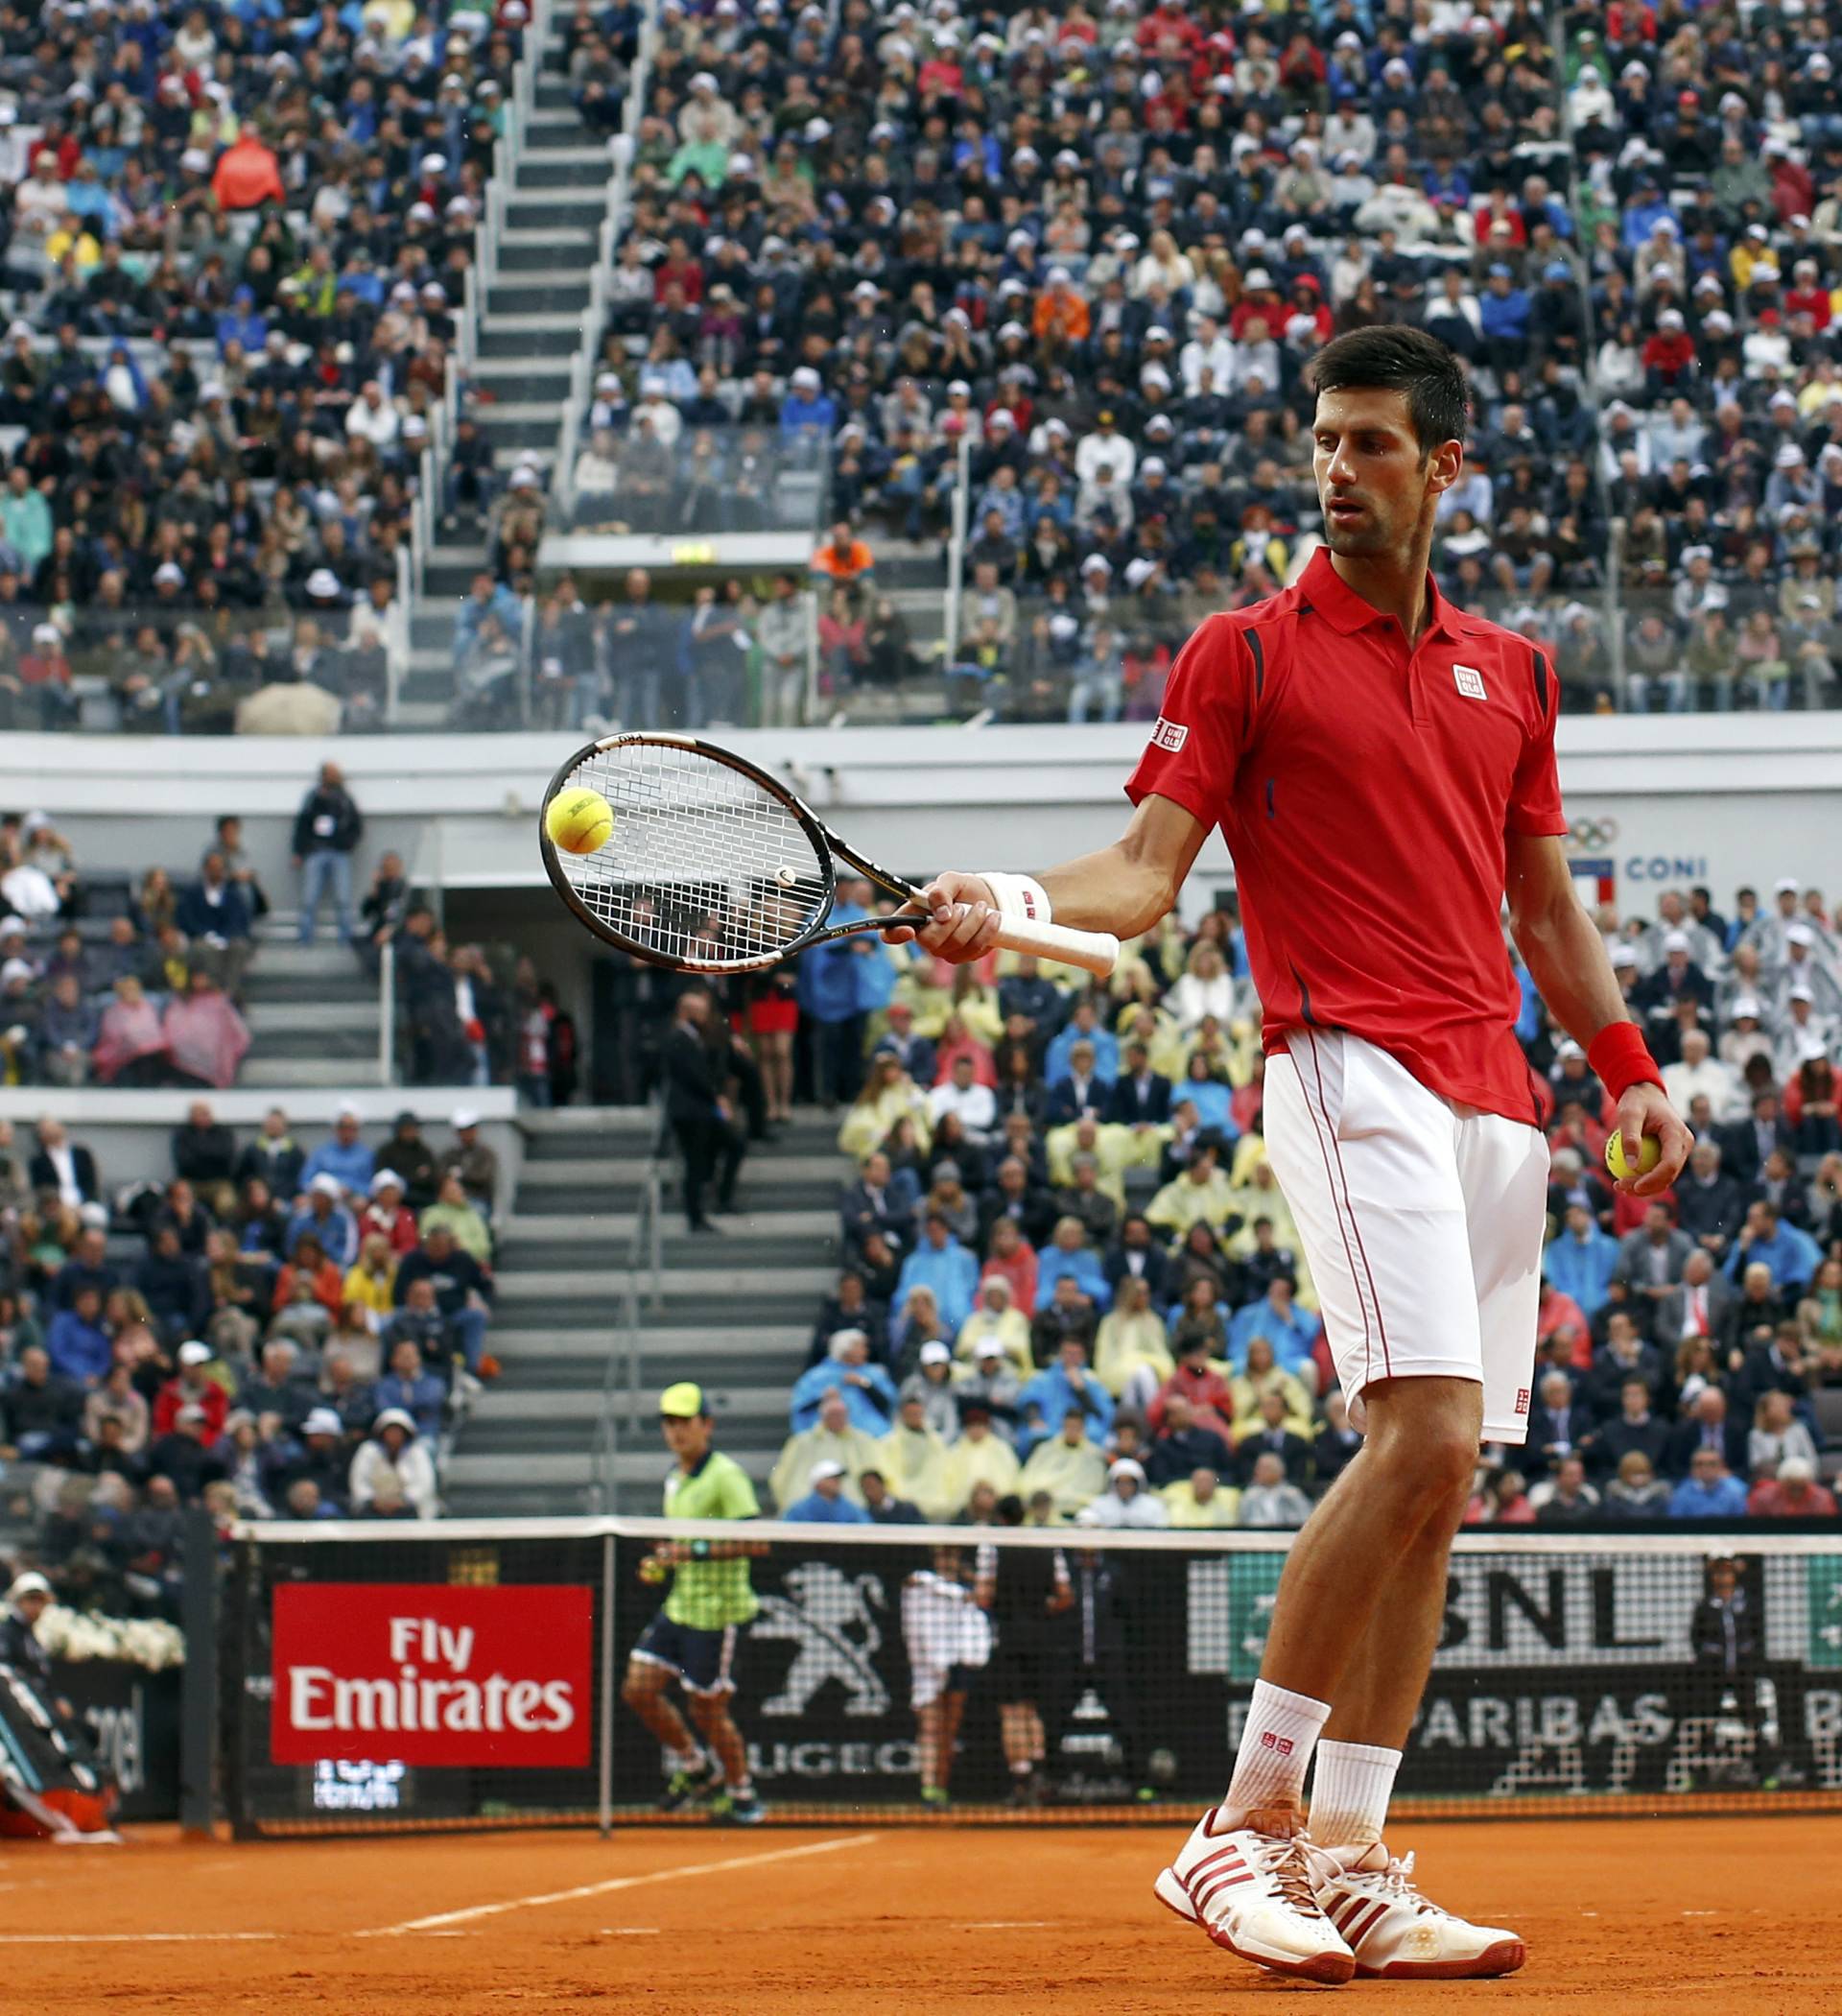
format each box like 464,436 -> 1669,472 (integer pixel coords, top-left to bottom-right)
270,1584 -> 594,1767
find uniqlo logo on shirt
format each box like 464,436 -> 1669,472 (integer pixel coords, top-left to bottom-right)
1149,716 -> 1189,752
1453,664 -> 1487,700
1514,1387 -> 1530,1416
1260,1732 -> 1294,1756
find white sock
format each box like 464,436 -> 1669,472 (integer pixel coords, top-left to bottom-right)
1310,1740 -> 1402,1849
1225,1679 -> 1332,1818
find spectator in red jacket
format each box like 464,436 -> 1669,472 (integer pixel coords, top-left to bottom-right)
152,1340 -> 229,1445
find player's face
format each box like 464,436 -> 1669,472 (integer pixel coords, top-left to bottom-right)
1311,386 -> 1460,561
661,1411 -> 712,1462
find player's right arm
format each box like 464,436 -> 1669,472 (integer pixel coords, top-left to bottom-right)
895,792 -> 1209,963
892,611 -> 1248,964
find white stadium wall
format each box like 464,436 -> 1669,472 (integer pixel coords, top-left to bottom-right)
8,713 -> 1839,917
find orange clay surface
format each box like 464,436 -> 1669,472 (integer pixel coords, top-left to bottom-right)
5,1814 -> 1838,2013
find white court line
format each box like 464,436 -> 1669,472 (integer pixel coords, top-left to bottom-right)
358,1834 -> 877,1937
0,1933 -> 281,1946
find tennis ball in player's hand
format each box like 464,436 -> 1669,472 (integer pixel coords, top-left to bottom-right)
638,1555 -> 669,1586
546,787 -> 614,855
1605,1132 -> 1662,1182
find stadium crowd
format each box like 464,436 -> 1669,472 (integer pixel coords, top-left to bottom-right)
559,0 -> 1842,725
0,0 -> 558,736
0,808 -> 255,1090
0,1102 -> 508,1588
756,871 -> 1842,1530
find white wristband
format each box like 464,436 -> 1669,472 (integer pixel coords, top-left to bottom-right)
980,872 -> 1053,927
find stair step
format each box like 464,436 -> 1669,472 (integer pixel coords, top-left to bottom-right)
470,361 -> 572,397
247,941 -> 366,979
243,1000 -> 379,1034
243,971 -> 378,1006
516,155 -> 614,189
477,322 -> 585,358
487,282 -> 593,315
239,1056 -> 386,1089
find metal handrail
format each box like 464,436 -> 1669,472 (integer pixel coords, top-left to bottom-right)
942,431 -> 972,666
591,1099 -> 666,1512
377,937 -> 396,1084
555,0 -> 658,519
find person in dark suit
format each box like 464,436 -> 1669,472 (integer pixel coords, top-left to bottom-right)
1103,1214 -> 1172,1304
1674,1139 -> 1746,1262
28,1117 -> 99,1204
1106,1041 -> 1172,1127
870,1001 -> 936,1089
662,986 -> 743,1232
838,1149 -> 913,1257
1234,1390 -> 1314,1488
1664,1386 -> 1749,1479
1044,1039 -> 1107,1126
1525,1368 -> 1596,1479
1655,1250 -> 1741,1354
1716,1091 -> 1798,1187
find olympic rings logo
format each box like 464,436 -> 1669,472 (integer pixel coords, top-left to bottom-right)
1569,818 -> 1620,848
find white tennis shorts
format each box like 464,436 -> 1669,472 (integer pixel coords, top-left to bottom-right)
1262,1029 -> 1549,1445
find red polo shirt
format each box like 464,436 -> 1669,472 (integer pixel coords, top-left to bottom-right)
1125,547 -> 1565,1126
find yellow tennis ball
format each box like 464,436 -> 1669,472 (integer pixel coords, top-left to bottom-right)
546,787 -> 614,856
1604,1131 -> 1662,1182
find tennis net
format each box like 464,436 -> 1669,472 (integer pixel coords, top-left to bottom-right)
221,1517 -> 1842,1833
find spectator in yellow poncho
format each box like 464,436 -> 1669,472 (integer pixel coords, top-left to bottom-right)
1019,1408 -> 1108,1519
1162,1466 -> 1240,1528
1146,1140 -> 1238,1237
1093,1273 -> 1175,1408
880,1394 -> 954,1520
770,1390 -> 886,1509
956,1272 -> 1032,1375
935,1404 -> 1020,1515
1045,1112 -> 1134,1199
1227,1333 -> 1315,1438
838,1051 -> 933,1158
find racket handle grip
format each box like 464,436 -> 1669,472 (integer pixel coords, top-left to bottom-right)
991,916 -> 1120,978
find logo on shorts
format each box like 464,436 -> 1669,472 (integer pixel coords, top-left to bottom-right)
1514,1387 -> 1530,1416
1260,1732 -> 1294,1756
753,1563 -> 889,1720
1149,717 -> 1189,752
1453,664 -> 1487,700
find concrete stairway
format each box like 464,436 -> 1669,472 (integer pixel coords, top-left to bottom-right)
238,913 -> 383,1091
443,1110 -> 844,1516
402,43 -> 611,725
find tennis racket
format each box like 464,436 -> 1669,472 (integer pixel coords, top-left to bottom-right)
538,732 -> 1120,978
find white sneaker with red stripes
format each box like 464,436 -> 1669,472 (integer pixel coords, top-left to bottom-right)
1152,1807 -> 1356,1985
1309,1841 -> 1526,1980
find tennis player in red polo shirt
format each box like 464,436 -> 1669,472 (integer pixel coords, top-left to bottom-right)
902,327 -> 1691,1985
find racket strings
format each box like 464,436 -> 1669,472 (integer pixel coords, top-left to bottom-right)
554,742 -> 831,967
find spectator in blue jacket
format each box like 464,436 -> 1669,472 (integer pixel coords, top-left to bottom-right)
1721,1201 -> 1822,1297
300,1104 -> 376,1199
1018,1337 -> 1113,1442
790,1333 -> 898,1435
1227,1274 -> 1321,1378
800,880 -> 874,1103
1545,1203 -> 1620,1316
47,1286 -> 111,1386
1477,262 -> 1531,367
1667,1446 -> 1751,1519
1046,999 -> 1120,1086
1034,1215 -> 1113,1312
285,1174 -> 360,1269
784,1459 -> 872,1522
895,1212 -> 980,1333
779,366 -> 837,446
369,1338 -> 449,1442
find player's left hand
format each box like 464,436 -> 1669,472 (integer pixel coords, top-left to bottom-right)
1611,1083 -> 1693,1198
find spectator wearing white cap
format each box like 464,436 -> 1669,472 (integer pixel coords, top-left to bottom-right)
285,1172 -> 361,1269
438,1108 -> 500,1221
770,1387 -> 885,1509
1777,985 -> 1840,1084
0,1574 -> 58,1696
1082,1454 -> 1169,1528
783,1456 -> 874,1523
348,1406 -> 439,1519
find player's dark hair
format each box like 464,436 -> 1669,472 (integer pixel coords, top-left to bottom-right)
1310,325 -> 1469,459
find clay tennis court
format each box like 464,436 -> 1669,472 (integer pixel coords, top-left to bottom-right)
10,1815 -> 1838,2012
